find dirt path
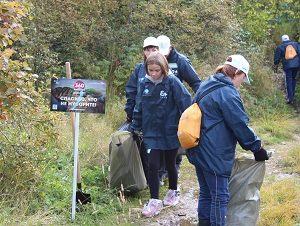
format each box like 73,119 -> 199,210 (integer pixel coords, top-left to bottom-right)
129,134 -> 300,226
264,134 -> 300,181
129,156 -> 200,226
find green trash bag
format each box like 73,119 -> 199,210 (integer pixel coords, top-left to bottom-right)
227,152 -> 266,226
108,131 -> 147,195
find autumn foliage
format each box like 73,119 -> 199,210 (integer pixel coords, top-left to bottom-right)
0,1 -> 35,121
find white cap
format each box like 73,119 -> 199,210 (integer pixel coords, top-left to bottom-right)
224,54 -> 250,84
282,35 -> 290,42
143,37 -> 159,48
157,35 -> 171,56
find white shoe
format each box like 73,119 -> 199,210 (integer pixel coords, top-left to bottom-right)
141,199 -> 163,217
163,189 -> 180,206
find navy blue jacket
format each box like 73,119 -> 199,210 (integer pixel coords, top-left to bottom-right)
131,75 -> 192,150
167,47 -> 201,93
186,73 -> 261,178
124,63 -> 146,119
124,49 -> 201,118
274,40 -> 300,71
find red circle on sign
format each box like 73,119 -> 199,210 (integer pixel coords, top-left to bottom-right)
74,80 -> 85,91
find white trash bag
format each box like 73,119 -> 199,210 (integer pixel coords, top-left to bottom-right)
227,152 -> 266,226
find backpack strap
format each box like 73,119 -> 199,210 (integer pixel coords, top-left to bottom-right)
195,84 -> 227,103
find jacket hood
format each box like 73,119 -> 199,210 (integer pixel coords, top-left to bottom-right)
200,73 -> 233,93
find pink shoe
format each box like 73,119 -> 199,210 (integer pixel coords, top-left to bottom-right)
141,199 -> 163,217
163,189 -> 180,206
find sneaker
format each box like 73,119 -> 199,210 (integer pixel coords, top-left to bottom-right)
141,199 -> 163,217
163,189 -> 180,206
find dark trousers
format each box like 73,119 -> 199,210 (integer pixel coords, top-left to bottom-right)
284,68 -> 298,102
159,151 -> 182,179
148,149 -> 178,199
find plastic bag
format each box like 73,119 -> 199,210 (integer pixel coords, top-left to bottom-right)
227,152 -> 266,226
108,131 -> 147,195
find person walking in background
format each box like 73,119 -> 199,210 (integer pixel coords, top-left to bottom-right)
274,34 -> 300,104
124,36 -> 160,182
131,52 -> 192,217
157,34 -> 201,182
186,55 -> 269,226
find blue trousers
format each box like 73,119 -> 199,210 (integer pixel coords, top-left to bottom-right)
284,68 -> 298,102
196,167 -> 229,226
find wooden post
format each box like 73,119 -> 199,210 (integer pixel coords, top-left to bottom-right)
66,62 -> 79,220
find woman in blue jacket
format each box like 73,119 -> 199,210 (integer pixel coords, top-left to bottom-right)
131,52 -> 192,217
125,37 -> 160,121
186,55 -> 269,226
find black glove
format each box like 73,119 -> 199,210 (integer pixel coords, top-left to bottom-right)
254,147 -> 269,161
272,64 -> 278,73
131,130 -> 143,141
131,131 -> 138,140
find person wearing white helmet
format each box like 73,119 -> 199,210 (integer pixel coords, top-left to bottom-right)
186,55 -> 269,226
124,36 -> 159,182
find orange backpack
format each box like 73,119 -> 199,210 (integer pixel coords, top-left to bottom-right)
285,44 -> 297,60
177,103 -> 201,149
177,84 -> 226,149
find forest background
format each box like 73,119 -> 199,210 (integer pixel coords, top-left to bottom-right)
0,0 -> 300,225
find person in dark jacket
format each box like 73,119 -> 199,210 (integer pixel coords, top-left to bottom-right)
124,36 -> 160,182
186,55 -> 269,226
125,36 -> 160,121
274,34 -> 300,104
131,52 -> 192,217
157,35 -> 201,93
157,35 -> 201,180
